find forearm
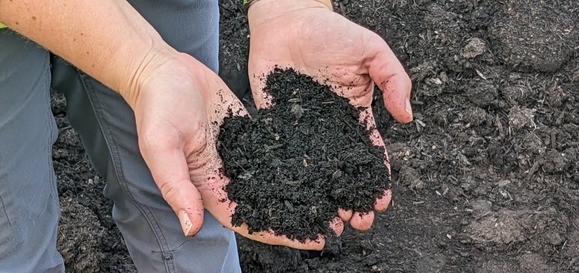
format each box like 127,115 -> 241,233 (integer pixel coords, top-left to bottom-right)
0,0 -> 173,106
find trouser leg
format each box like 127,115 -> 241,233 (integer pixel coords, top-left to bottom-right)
51,0 -> 240,272
0,29 -> 64,272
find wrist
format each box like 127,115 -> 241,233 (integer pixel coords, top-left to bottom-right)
247,0 -> 333,28
123,50 -> 213,113
117,45 -> 172,108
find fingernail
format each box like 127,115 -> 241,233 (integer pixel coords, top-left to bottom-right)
405,100 -> 413,120
179,210 -> 193,236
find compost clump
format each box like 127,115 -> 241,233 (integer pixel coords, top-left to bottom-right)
218,68 -> 390,241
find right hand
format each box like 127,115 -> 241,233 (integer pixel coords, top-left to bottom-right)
247,0 -> 411,231
128,51 -> 337,250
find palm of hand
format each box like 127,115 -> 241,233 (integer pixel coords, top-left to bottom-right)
248,8 -> 412,230
249,9 -> 411,121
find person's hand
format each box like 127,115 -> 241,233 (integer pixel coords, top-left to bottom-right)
247,0 -> 413,231
126,51 -> 329,250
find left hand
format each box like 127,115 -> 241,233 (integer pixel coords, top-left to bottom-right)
247,0 -> 413,231
132,52 -> 328,250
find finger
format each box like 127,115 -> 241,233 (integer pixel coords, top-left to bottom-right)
358,107 -> 392,173
222,213 -> 326,250
368,42 -> 413,123
359,107 -> 392,213
237,227 -> 325,250
358,107 -> 385,147
139,131 -> 205,237
330,217 -> 345,236
338,208 -> 353,222
374,189 -> 392,212
350,211 -> 375,231
176,187 -> 204,237
230,221 -> 325,250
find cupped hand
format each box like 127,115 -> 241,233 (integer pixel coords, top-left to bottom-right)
128,51 -> 328,250
247,0 -> 413,231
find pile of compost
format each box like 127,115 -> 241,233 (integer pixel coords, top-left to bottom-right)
218,68 -> 389,241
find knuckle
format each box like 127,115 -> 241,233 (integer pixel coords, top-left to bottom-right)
159,181 -> 180,205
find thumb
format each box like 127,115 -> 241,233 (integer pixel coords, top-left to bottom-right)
139,132 -> 205,237
368,42 -> 413,123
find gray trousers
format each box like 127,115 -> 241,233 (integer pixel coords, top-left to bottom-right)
0,0 -> 241,272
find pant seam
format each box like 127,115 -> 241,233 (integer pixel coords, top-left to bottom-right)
45,70 -> 59,199
76,71 -> 176,273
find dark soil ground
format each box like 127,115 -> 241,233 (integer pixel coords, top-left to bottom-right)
53,0 -> 578,272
